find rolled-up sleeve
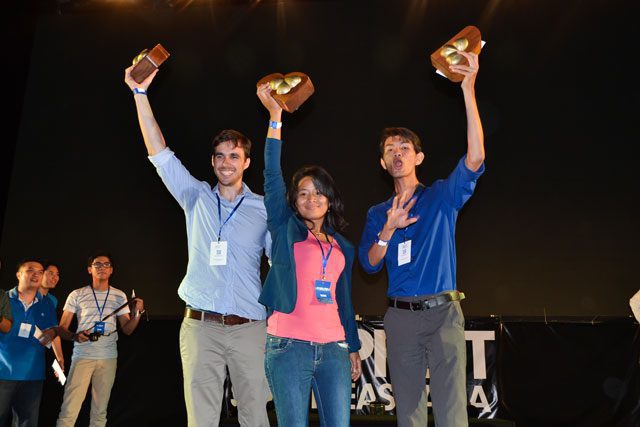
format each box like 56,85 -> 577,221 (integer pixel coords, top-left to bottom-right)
444,155 -> 485,210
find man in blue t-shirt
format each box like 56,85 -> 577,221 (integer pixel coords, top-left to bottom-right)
359,52 -> 485,426
0,259 -> 59,427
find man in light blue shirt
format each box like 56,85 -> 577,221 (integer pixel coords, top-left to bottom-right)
125,66 -> 271,426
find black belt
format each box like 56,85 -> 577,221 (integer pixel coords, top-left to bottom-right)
389,291 -> 465,311
184,308 -> 254,326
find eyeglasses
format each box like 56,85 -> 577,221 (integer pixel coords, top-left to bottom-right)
91,262 -> 112,269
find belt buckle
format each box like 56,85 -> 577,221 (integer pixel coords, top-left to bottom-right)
417,300 -> 426,310
424,298 -> 438,310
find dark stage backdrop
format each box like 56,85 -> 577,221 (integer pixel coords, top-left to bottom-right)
0,0 -> 638,317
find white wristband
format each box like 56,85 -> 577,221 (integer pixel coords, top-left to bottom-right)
269,120 -> 282,129
375,233 -> 389,247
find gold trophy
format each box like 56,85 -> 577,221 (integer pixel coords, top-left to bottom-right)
430,26 -> 482,82
256,72 -> 315,113
131,44 -> 170,84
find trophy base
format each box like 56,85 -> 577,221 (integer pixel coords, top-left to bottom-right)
430,26 -> 482,83
131,44 -> 170,84
257,72 -> 315,113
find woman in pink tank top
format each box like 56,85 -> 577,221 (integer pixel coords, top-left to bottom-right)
257,83 -> 362,426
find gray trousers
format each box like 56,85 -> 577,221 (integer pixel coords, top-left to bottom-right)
180,318 -> 270,427
385,300 -> 468,427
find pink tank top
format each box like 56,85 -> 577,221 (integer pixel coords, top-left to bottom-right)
267,230 -> 346,343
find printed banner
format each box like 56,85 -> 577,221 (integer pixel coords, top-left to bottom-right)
223,316 -> 500,419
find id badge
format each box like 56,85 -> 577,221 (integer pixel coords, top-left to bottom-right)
34,326 -> 52,349
210,241 -> 228,266
314,280 -> 333,304
18,322 -> 32,338
94,321 -> 105,334
398,240 -> 412,266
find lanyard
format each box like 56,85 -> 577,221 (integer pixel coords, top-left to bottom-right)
311,231 -> 334,279
90,285 -> 110,320
216,194 -> 245,241
401,184 -> 426,242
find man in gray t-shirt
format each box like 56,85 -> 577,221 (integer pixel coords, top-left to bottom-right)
54,253 -> 144,427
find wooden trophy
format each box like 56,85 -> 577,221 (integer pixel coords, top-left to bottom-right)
131,44 -> 170,84
256,72 -> 315,113
430,26 -> 482,82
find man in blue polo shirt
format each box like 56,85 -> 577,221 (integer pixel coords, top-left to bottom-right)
359,52 -> 485,426
0,259 -> 58,427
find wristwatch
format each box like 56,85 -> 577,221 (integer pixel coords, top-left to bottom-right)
375,233 -> 389,247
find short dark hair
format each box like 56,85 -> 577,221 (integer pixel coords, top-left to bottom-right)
87,252 -> 114,268
43,261 -> 60,271
287,165 -> 348,232
211,129 -> 252,159
16,258 -> 43,272
379,127 -> 422,155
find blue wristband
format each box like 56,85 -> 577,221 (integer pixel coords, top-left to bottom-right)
269,120 -> 282,129
133,88 -> 147,95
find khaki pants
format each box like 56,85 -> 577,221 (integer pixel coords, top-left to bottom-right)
180,318 -> 270,427
56,358 -> 117,427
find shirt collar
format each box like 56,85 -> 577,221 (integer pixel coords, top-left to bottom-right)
10,287 -> 41,308
385,183 -> 426,205
213,182 -> 256,202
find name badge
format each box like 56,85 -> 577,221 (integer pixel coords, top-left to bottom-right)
314,280 -> 333,304
94,321 -> 105,334
19,322 -> 32,338
210,241 -> 228,266
34,325 -> 52,348
398,240 -> 412,266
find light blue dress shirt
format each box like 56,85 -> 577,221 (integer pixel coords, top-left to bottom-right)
149,148 -> 271,320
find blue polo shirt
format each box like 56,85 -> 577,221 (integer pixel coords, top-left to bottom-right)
44,292 -> 58,310
359,156 -> 484,297
0,287 -> 57,381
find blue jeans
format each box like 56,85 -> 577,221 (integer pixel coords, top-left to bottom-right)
0,380 -> 43,427
264,335 -> 352,427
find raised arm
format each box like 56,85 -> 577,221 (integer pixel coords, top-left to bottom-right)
257,83 -> 282,140
450,51 -> 485,172
257,83 -> 291,229
124,66 -> 166,156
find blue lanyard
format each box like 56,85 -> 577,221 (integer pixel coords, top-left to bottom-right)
402,184 -> 426,242
311,232 -> 334,279
215,194 -> 245,241
90,285 -> 110,320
